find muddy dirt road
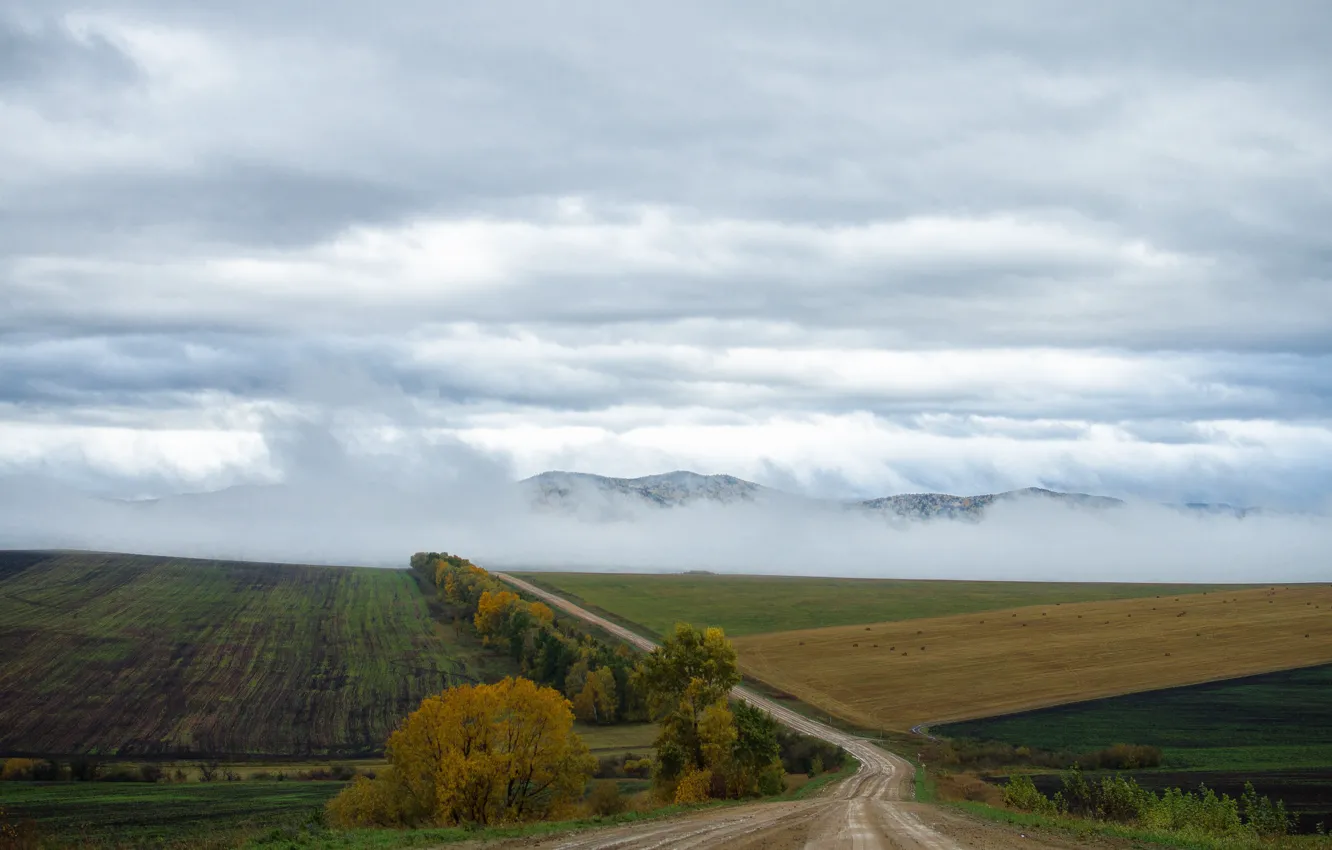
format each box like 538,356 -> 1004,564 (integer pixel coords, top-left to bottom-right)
493,572 -> 1086,850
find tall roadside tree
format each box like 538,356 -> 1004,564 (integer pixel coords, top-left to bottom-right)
639,623 -> 742,801
730,701 -> 785,797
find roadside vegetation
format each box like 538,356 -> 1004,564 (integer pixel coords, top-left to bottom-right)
916,749 -> 1331,846
325,677 -> 597,827
935,663 -> 1332,832
308,555 -> 849,835
514,571 -> 1240,637
416,552 -> 650,725
986,768 -> 1327,848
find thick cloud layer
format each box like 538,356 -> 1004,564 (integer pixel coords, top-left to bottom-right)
2,1 -> 1331,522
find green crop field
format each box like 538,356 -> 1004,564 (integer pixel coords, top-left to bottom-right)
0,780 -> 342,848
0,551 -> 515,758
575,723 -> 657,756
939,663 -> 1332,772
513,571 -> 1240,637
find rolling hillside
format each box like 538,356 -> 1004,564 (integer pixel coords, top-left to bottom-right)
731,585 -> 1332,731
0,551 -> 511,757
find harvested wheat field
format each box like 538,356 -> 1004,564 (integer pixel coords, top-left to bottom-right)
732,584 -> 1332,731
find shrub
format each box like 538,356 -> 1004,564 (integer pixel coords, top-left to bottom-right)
326,771 -> 408,828
596,755 -> 626,779
300,764 -> 362,781
623,758 -> 653,779
68,759 -> 101,781
1093,744 -> 1162,770
673,768 -> 712,805
28,762 -> 61,782
777,729 -> 844,775
1056,766 -> 1094,817
938,772 -> 1001,805
1002,767 -> 1291,843
0,760 -> 36,781
138,764 -> 164,783
1094,775 -> 1152,823
756,762 -> 786,797
1002,774 -> 1058,815
0,806 -> 40,850
1141,785 -> 1243,837
99,766 -> 140,782
929,738 -> 1161,772
586,780 -> 627,817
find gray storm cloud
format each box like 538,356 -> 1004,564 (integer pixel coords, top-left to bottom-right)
2,1 -> 1330,522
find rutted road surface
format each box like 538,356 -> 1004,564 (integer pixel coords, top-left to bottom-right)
493,573 -> 1083,850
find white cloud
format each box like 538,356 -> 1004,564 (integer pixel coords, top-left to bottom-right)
3,0 -> 1332,543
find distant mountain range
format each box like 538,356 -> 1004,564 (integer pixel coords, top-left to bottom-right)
85,469 -> 1258,523
521,470 -> 1267,520
525,470 -> 767,509
522,470 -> 1141,520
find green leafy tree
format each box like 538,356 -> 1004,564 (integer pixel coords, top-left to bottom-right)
639,623 -> 741,793
730,701 -> 784,796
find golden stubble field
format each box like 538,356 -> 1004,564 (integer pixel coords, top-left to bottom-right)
732,584 -> 1332,731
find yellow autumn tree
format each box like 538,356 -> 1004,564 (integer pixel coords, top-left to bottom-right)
572,667 -> 618,724
640,623 -> 746,801
473,590 -> 521,639
1,759 -> 36,781
529,601 -> 555,626
327,677 -> 596,828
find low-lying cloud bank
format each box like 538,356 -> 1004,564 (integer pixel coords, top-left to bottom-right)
1,428 -> 1326,584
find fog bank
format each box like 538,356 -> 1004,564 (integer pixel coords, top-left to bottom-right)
1,430 -> 1327,584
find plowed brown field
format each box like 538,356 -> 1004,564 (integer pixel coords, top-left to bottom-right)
732,584 -> 1332,731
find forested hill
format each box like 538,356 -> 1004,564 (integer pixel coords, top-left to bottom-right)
524,469 -> 1126,519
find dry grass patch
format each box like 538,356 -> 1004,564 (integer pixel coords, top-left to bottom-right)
733,585 -> 1332,731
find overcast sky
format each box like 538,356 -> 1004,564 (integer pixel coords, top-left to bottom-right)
3,1 -> 1331,507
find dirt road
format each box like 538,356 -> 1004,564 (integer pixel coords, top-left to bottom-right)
493,573 -> 1083,850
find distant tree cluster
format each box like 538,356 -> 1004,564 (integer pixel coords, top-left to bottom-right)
0,758 -> 165,783
414,553 -> 649,725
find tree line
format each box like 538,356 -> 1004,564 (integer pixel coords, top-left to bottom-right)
412,552 -> 648,725
923,737 -> 1163,771
325,553 -> 847,828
